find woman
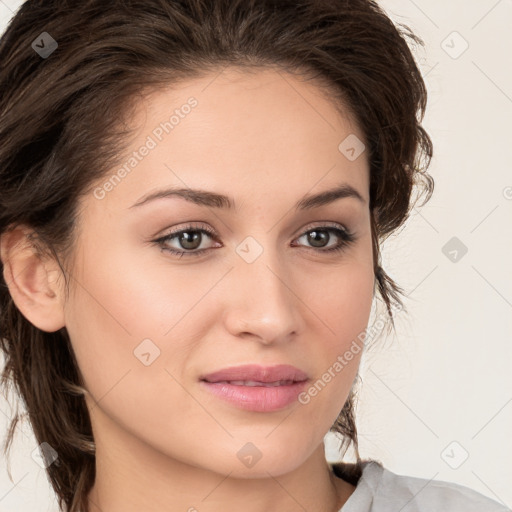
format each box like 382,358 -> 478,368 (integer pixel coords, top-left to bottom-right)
0,1 -> 507,511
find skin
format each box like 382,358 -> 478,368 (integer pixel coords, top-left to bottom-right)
1,67 -> 374,512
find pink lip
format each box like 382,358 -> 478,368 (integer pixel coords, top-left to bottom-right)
199,364 -> 309,412
200,364 -> 309,383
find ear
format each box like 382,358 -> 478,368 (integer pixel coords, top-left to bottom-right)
0,225 -> 66,332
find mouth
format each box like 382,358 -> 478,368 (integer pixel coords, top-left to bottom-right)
199,363 -> 309,384
199,364 -> 309,412
203,379 -> 300,387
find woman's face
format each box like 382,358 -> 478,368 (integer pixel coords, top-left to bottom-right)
64,67 -> 374,477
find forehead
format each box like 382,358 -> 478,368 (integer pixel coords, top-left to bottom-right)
91,66 -> 370,212
136,66 -> 364,149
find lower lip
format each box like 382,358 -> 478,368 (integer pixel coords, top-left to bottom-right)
199,380 -> 309,412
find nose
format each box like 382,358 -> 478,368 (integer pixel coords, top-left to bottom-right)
222,248 -> 306,346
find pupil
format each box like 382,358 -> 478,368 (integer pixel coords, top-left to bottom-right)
181,231 -> 201,250
309,230 -> 328,247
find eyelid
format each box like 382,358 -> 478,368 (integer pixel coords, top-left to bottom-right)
157,221 -> 217,238
299,221 -> 350,235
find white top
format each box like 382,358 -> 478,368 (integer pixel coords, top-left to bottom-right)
330,460 -> 511,512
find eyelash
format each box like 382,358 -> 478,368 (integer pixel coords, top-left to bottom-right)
152,222 -> 357,259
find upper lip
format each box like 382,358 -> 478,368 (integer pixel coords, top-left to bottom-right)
200,364 -> 309,383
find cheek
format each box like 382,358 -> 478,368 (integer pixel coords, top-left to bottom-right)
309,240 -> 374,351
330,267 -> 373,373
62,240 -> 207,453
62,236 -> 194,401
296,251 -> 374,420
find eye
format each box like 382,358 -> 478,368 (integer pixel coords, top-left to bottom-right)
152,222 -> 357,258
152,222 -> 219,258
293,224 -> 357,253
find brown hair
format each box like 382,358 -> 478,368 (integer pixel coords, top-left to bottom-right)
0,0 -> 433,510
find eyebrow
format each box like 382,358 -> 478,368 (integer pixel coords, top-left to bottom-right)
129,182 -> 366,211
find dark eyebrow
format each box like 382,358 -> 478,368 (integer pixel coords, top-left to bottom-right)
129,183 -> 366,211
296,183 -> 365,210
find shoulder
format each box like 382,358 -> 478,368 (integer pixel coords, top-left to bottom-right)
332,459 -> 511,512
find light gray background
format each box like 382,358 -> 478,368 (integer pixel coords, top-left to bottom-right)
0,0 -> 511,510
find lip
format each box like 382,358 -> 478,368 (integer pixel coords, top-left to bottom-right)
200,364 -> 309,383
199,364 -> 309,413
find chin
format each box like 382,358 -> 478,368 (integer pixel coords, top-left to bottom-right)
206,442 -> 310,479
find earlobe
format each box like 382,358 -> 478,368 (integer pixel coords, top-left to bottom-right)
0,225 -> 66,333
